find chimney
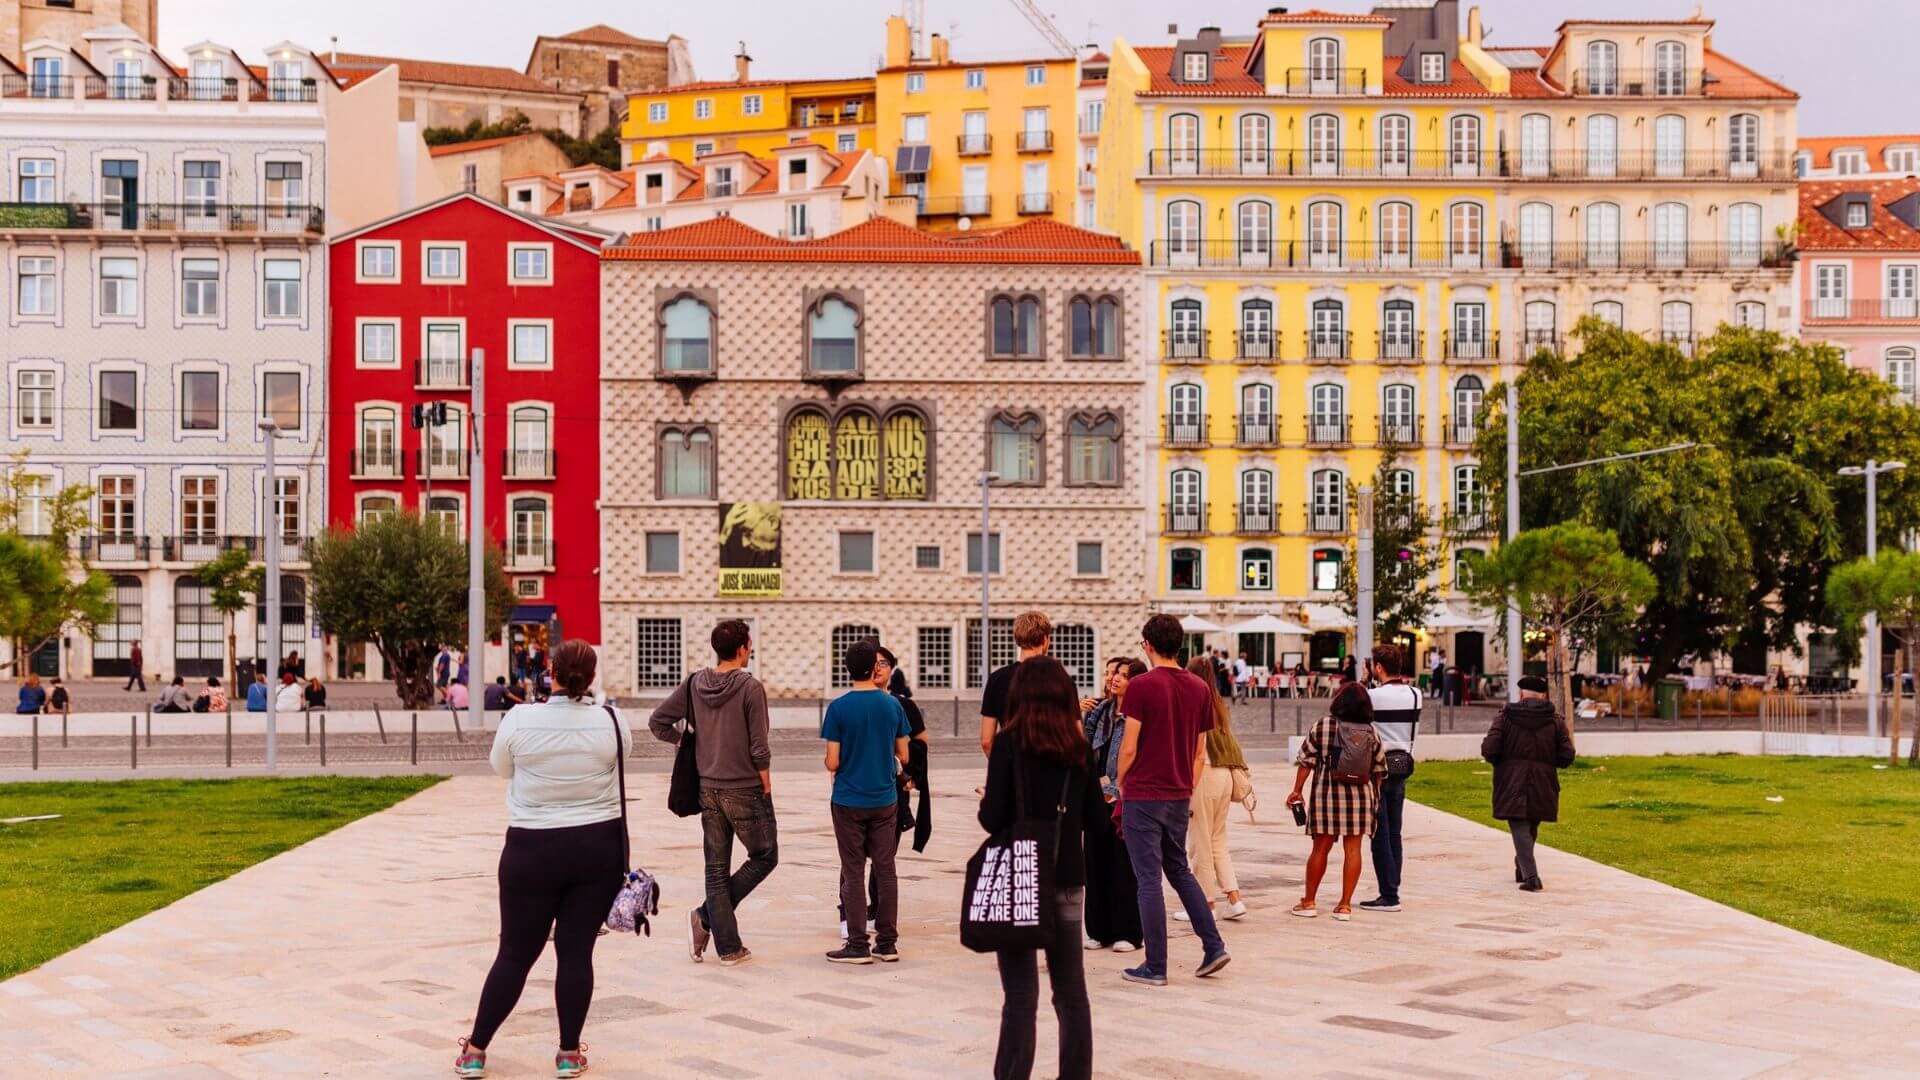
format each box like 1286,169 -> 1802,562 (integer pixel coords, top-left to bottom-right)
930,32 -> 949,66
1466,4 -> 1482,46
885,14 -> 911,68
1267,6 -> 1288,15
1196,26 -> 1222,53
734,44 -> 752,83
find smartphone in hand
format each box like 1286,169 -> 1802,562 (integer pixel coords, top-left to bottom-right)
1291,800 -> 1308,827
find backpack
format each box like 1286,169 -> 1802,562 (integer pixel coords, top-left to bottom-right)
1328,720 -> 1380,785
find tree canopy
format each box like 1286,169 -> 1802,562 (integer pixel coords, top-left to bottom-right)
421,111 -> 623,170
192,547 -> 262,688
1338,450 -> 1443,640
1827,551 -> 1920,765
1475,319 -> 1920,678
0,454 -> 112,673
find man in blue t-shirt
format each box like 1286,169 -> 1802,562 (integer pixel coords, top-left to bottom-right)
821,638 -> 911,965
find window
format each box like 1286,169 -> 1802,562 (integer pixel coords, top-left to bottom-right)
1889,148 -> 1920,174
1168,383 -> 1203,441
709,166 -> 736,198
424,245 -> 463,282
1728,202 -> 1762,266
1240,299 -> 1274,358
1654,114 -> 1685,177
17,158 -> 54,202
783,407 -> 928,501
1846,203 -> 1869,229
262,259 -> 301,318
838,133 -> 857,153
1308,37 -> 1340,83
179,257 -> 219,317
358,495 -> 397,524
1585,200 -> 1621,266
918,626 -> 953,689
1449,115 -> 1481,173
262,372 -> 300,431
359,243 -> 396,280
807,295 -> 860,373
1448,202 -> 1483,260
1311,548 -> 1342,592
511,498 -> 550,568
647,101 -> 667,123
426,494 -> 461,534
1065,412 -> 1120,486
988,412 -> 1042,485
1069,295 -> 1119,358
1654,40 -> 1686,96
510,246 -> 549,282
914,544 -> 942,570
965,617 -> 1017,688
1309,383 -> 1345,436
1053,624 -> 1099,693
1733,300 -> 1765,329
1167,114 -> 1199,172
990,294 -> 1042,358
1183,51 -> 1209,82
838,530 -> 875,574
1170,547 -> 1203,591
787,202 -> 808,239
268,476 -> 301,544
1310,298 -> 1345,358
1381,383 -> 1415,443
902,114 -> 928,144
1454,548 -> 1484,590
966,68 -> 985,90
1516,202 -> 1553,268
264,161 -> 304,216
1729,113 -> 1758,171
98,478 -> 136,539
1238,114 -> 1268,171
510,321 -> 551,367
966,533 -> 1003,575
1453,375 -> 1485,432
1453,465 -> 1483,518
1524,300 -> 1557,345
1381,299 -> 1416,357
1585,41 -> 1618,94
357,407 -> 397,476
1586,114 -> 1618,178
1026,65 -> 1045,85
1661,300 -> 1693,350
1241,548 -> 1273,591
1794,153 -> 1810,178
1592,299 -> 1624,327
1234,201 -> 1275,261
1308,114 -> 1339,172
16,370 -> 53,429
359,320 -> 397,366
661,295 -> 715,373
694,98 -> 712,119
1241,467 -> 1273,524
1888,264 -> 1918,318
1379,115 -> 1410,170
635,618 -> 683,688
17,256 -> 55,316
180,476 -> 219,539
905,72 -> 924,93
98,370 -> 136,431
1814,264 -> 1849,318
1420,53 -> 1445,83
1307,200 -> 1340,266
1452,302 -> 1487,357
1887,348 -> 1918,404
742,95 -> 763,116
99,256 -> 137,317
510,406 -> 550,477
180,372 -> 219,431
1379,201 -> 1411,261
643,531 -> 681,575
1075,541 -> 1104,576
1652,202 -> 1688,267
658,426 -> 714,499
174,576 -> 220,675
1519,113 -> 1550,177
1386,468 -> 1415,497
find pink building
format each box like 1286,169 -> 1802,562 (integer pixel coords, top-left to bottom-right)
1798,178 -> 1920,403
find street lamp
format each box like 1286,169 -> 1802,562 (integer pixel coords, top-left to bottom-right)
1839,459 -> 1906,738
257,418 -> 281,769
978,471 -> 1000,694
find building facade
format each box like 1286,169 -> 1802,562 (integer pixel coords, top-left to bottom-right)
522,24 -> 683,132
0,29 -> 329,679
597,215 -> 1145,698
1797,177 -> 1920,405
1797,134 -> 1920,180
330,51 -> 590,138
1098,2 -> 1797,677
326,194 -> 607,679
1076,52 -> 1108,230
429,131 -> 573,204
620,61 -> 878,167
1,0 -> 156,68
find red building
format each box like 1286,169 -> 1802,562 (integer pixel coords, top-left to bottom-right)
328,193 -> 608,671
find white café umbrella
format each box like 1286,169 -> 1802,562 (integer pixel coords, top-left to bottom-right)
1421,605 -> 1496,630
1231,613 -> 1314,636
1179,613 -> 1224,633
1303,603 -> 1356,630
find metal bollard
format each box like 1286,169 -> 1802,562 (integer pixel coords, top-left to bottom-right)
450,707 -> 463,743
952,696 -> 959,737
1294,698 -> 1303,735
1268,693 -> 1276,733
225,708 -> 232,768
374,704 -> 387,745
130,715 -> 138,769
61,709 -> 67,748
410,712 -> 418,765
145,707 -> 152,747
817,697 -> 825,728
305,706 -> 311,745
30,713 -> 37,770
320,714 -> 327,767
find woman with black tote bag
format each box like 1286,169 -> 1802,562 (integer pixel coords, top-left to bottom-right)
975,657 -> 1109,1080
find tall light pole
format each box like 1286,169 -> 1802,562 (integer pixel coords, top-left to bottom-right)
1356,484 -> 1375,668
258,419 -> 281,769
978,471 -> 1000,694
1839,459 -> 1906,739
468,349 -> 486,734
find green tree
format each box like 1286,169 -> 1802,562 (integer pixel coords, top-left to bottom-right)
1476,319 -> 1920,678
0,453 -> 113,674
1470,523 -> 1656,722
306,512 -> 513,707
1826,552 -> 1920,766
420,111 -> 622,171
1338,450 -> 1443,640
192,547 -> 262,690
421,112 -> 533,147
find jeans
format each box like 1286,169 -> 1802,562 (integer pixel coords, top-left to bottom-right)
1121,798 -> 1223,977
831,803 -> 899,948
1509,819 -> 1541,881
696,787 -> 779,957
1371,776 -> 1407,903
125,670 -> 145,692
995,888 -> 1091,1080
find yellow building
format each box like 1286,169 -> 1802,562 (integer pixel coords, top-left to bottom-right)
620,51 -> 875,166
875,16 -> 1079,229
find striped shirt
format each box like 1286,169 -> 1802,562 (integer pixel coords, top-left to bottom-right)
1368,681 -> 1421,755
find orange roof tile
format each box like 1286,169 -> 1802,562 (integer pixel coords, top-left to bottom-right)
1798,179 -> 1920,252
603,214 -> 1137,264
1701,49 -> 1796,100
653,75 -> 869,94
821,149 -> 869,187
330,52 -> 573,96
1799,134 -> 1920,171
1381,56 -> 1491,97
1135,45 -> 1264,96
428,134 -> 535,157
550,24 -> 662,48
1260,8 -> 1391,24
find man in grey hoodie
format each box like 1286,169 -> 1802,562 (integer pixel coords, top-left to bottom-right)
650,619 -> 775,966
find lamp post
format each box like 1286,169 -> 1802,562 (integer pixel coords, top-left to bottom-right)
1356,485 -> 1374,667
1839,459 -> 1906,738
257,419 -> 281,769
468,349 -> 485,735
978,471 -> 1000,694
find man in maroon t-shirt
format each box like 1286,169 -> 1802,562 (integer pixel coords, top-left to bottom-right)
1113,613 -> 1230,986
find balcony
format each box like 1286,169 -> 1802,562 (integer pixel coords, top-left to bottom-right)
1304,414 -> 1351,448
349,449 -> 405,480
1804,298 -> 1920,324
794,105 -> 865,126
415,354 -> 468,389
0,201 -> 324,235
508,540 -> 555,572
86,75 -> 156,100
3,73 -> 76,98
1378,414 -> 1421,447
1144,147 -> 1494,179
1078,168 -> 1097,189
1508,149 -> 1794,183
79,534 -> 151,563
1283,67 -> 1369,95
163,534 -> 251,563
1375,330 -> 1424,364
1443,330 -> 1499,364
1162,329 -> 1211,363
1517,332 -> 1563,359
1016,130 -> 1053,153
1234,413 -> 1278,448
1161,412 -> 1210,449
1235,503 -> 1278,536
1659,332 -> 1698,357
1016,191 -> 1053,215
1163,502 -> 1209,537
413,449 -> 469,480
504,449 -> 556,480
1,73 -> 318,103
1149,240 -> 1494,270
1444,414 -> 1480,448
253,79 -> 320,102
1234,330 -> 1276,364
956,133 -> 992,156
1504,241 -> 1792,272
918,194 -> 991,217
1304,503 -> 1348,535
1304,330 -> 1352,364
167,76 -> 239,101
1570,67 -> 1701,97
1446,508 -> 1497,537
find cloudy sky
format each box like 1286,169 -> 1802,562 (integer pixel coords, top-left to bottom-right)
160,0 -> 1908,135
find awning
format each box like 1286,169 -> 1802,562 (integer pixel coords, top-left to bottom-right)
1303,603 -> 1356,630
509,603 -> 556,625
1422,605 -> 1496,629
1230,613 -> 1314,636
1179,613 -> 1223,633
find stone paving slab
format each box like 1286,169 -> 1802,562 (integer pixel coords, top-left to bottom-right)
3,767 -> 1918,1078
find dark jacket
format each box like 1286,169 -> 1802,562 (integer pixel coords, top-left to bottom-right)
1481,698 -> 1576,822
648,667 -> 772,790
978,735 -> 1108,889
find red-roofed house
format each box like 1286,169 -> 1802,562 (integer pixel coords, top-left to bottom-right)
1797,135 -> 1920,180
1798,179 -> 1920,404
596,215 -> 1144,697
428,131 -> 572,204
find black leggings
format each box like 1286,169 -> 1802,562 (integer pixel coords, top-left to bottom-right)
468,819 -> 625,1052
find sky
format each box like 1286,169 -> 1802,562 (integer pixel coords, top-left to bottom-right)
158,0 -> 1912,135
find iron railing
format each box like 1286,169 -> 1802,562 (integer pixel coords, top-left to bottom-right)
1283,67 -> 1369,94
1016,192 -> 1053,215
167,76 -> 240,101
1378,414 -> 1421,446
1376,330 -> 1424,363
1162,329 -> 1210,362
1804,298 -> 1920,323
1570,67 -> 1701,97
1443,330 -> 1499,363
1235,414 -> 1277,447
508,540 -> 555,571
918,194 -> 991,216
1149,240 -> 1495,270
1163,503 -> 1209,537
1016,130 -> 1053,152
1444,414 -> 1480,447
349,450 -> 405,479
1304,329 -> 1352,363
1235,503 -> 1278,535
1162,413 -> 1210,449
1144,147 -> 1495,178
1305,415 -> 1351,447
1446,509 -> 1497,537
415,354 -> 468,389
1234,330 -> 1276,363
414,450 -> 469,480
957,133 -> 992,156
1505,241 -> 1791,272
504,449 -> 556,479
0,201 -> 323,234
1304,504 -> 1348,534
79,534 -> 151,562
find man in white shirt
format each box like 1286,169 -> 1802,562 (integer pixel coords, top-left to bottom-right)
1232,653 -> 1251,700
273,671 -> 304,713
1361,643 -> 1421,913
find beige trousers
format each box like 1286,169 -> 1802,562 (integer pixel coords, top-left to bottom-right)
1188,764 -> 1238,898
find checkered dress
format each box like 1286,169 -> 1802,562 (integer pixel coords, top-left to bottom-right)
1294,716 -> 1387,837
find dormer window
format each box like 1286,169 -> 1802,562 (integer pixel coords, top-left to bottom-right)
1420,53 -> 1446,82
1847,203 -> 1869,229
787,158 -> 808,190
1182,51 -> 1208,82
1889,147 -> 1919,174
711,166 -> 735,198
1836,151 -> 1867,176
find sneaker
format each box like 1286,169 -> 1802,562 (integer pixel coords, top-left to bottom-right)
1121,965 -> 1167,987
1520,876 -> 1544,893
1172,908 -> 1196,922
688,908 -> 709,963
716,947 -> 752,967
1111,941 -> 1138,953
1195,949 -> 1231,978
1357,897 -> 1402,913
826,943 -> 873,965
1084,938 -> 1110,951
555,1046 -> 588,1078
873,943 -> 900,963
454,1037 -> 486,1078
1221,900 -> 1248,921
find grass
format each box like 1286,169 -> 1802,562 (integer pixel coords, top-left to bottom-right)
1414,755 -> 1920,971
0,776 -> 441,979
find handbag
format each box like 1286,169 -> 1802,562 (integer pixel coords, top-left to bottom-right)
602,704 -> 659,936
666,676 -> 702,818
960,756 -> 1075,953
1384,749 -> 1416,779
1228,764 -> 1254,805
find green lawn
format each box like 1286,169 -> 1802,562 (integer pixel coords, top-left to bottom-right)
0,776 -> 441,979
1414,755 -> 1920,971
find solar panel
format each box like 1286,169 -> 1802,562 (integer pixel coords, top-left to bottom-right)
894,144 -> 931,175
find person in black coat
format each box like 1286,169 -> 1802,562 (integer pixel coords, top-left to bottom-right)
1480,675 -> 1577,892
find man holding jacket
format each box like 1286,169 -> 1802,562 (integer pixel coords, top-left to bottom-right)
650,620 -> 775,967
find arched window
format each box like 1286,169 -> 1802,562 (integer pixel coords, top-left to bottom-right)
785,407 -> 928,501
253,574 -> 307,656
832,409 -> 880,499
1661,300 -> 1694,353
425,403 -> 465,474
426,494 -> 461,534
1307,200 -> 1341,267
1585,40 -> 1618,94
1454,547 -> 1485,590
988,411 -> 1042,485
1729,113 -> 1759,174
659,425 -> 715,499
1653,202 -> 1688,267
1518,201 -> 1553,265
990,294 -> 1042,357
1240,547 -> 1274,591
1592,299 -> 1625,327
1585,114 -> 1618,178
356,405 -> 397,476
1166,199 -> 1201,258
785,408 -> 831,499
93,574 -> 142,676
1239,382 -> 1274,444
1168,112 -> 1199,171
1524,300 -> 1557,348
1310,382 -> 1344,422
1308,113 -> 1340,173
1586,200 -> 1621,267
1453,375 -> 1485,438
881,408 -> 929,499
1449,115 -> 1481,175
807,295 -> 860,374
1519,113 -> 1551,176
1727,202 -> 1762,267
1386,468 -> 1415,497
1381,298 -> 1416,358
1170,546 -> 1203,591
1309,298 -> 1345,359
1381,383 -> 1416,444
1238,200 -> 1272,258
509,498 -> 551,569
1238,298 -> 1273,359
1733,300 -> 1766,330
1448,202 -> 1483,264
1239,469 -> 1273,534
1311,547 -> 1343,591
1238,114 -> 1270,172
1887,347 -> 1918,404
358,494 -> 397,523
1168,297 -> 1203,358
830,623 -> 882,689
1065,412 -> 1120,487
1654,114 -> 1685,177
1168,382 -> 1204,437
1378,200 -> 1412,263
1310,469 -> 1345,531
1654,40 -> 1686,96
1168,469 -> 1204,535
510,405 -> 550,478
660,294 -> 714,372
1308,37 -> 1341,87
1378,115 -> 1411,171
1453,465 -> 1483,519
1069,294 -> 1119,358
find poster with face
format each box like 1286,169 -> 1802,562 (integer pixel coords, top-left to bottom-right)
718,502 -> 782,597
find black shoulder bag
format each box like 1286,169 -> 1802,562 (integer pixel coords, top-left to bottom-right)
666,676 -> 703,818
960,755 -> 1076,953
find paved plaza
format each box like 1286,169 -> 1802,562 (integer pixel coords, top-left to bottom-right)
3,767 -> 1918,1078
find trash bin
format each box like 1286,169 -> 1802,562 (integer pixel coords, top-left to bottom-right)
236,658 -> 257,689
1656,676 -> 1686,721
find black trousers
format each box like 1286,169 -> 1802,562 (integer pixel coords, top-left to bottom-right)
696,787 -> 779,957
468,818 -> 625,1052
995,888 -> 1091,1080
1081,804 -> 1141,947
